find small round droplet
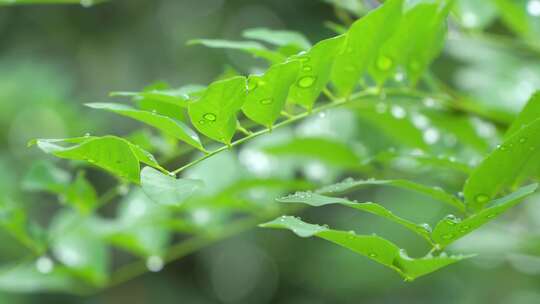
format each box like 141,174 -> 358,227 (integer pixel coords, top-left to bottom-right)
203,113 -> 217,122
486,213 -> 497,219
368,252 -> 378,258
146,255 -> 164,272
474,194 -> 490,204
260,98 -> 273,105
297,76 -> 316,88
302,65 -> 313,72
376,55 -> 393,71
35,256 -> 54,274
84,132 -> 91,137
441,233 -> 454,240
519,137 -> 527,144
459,225 -> 470,233
247,79 -> 259,91
298,56 -> 311,63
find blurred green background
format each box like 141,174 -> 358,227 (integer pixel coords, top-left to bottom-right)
1,0 -> 540,303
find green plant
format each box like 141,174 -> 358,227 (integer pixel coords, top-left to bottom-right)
1,0 -> 539,295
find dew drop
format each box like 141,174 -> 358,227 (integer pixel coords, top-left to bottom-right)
146,255 -> 164,272
486,213 -> 497,219
519,137 -> 527,144
36,256 -> 54,274
441,233 -> 454,240
297,76 -> 316,88
198,119 -> 205,125
390,105 -> 406,119
302,65 -> 313,72
80,0 -> 93,7
203,113 -> 217,122
527,0 -> 540,17
84,132 -> 91,137
474,194 -> 490,204
459,225 -> 470,233
259,98 -> 273,105
368,252 -> 378,258
376,55 -> 393,71
418,223 -> 432,233
247,79 -> 258,91
298,56 -> 311,63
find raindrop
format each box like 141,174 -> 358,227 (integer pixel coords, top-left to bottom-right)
259,98 -> 273,105
441,233 -> 454,240
486,213 -> 497,219
80,0 -> 93,7
459,225 -> 470,233
198,119 -> 205,125
376,55 -> 393,71
151,109 -> 157,114
423,97 -> 436,108
461,11 -> 479,28
298,56 -> 311,63
247,79 -> 258,91
423,128 -> 440,144
146,255 -> 164,272
394,71 -> 405,82
368,252 -> 378,258
297,76 -> 316,88
318,112 -> 326,118
167,171 -> 176,177
418,223 -> 432,233
203,113 -> 217,122
412,113 -> 429,129
302,65 -> 313,72
474,194 -> 490,204
36,256 -> 54,274
84,132 -> 91,137
528,0 -> 540,16
390,105 -> 406,119
519,137 -> 527,144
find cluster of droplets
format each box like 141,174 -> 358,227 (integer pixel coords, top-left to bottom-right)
296,54 -> 316,89
198,113 -> 217,125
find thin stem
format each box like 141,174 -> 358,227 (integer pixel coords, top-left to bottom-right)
171,89 -> 383,175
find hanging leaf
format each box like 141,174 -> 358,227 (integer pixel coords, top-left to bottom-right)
188,39 -> 285,64
317,178 -> 465,212
288,35 -> 345,109
276,191 -> 432,242
188,76 -> 247,144
331,0 -> 403,95
242,28 -> 312,50
141,167 -> 204,207
86,103 -> 205,151
260,216 -> 471,281
433,183 -> 538,247
30,136 -> 166,184
242,60 -> 300,128
464,119 -> 540,211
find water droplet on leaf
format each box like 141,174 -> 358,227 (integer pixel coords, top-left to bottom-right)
203,113 -> 217,122
297,76 -> 316,88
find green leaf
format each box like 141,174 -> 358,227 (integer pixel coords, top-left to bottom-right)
30,136 -> 165,184
505,91 -> 540,139
260,216 -> 471,281
263,136 -> 363,168
331,0 -> 403,95
141,167 -> 204,207
86,102 -> 205,151
0,261 -> 77,293
276,191 -> 432,243
242,28 -> 312,50
317,178 -> 465,212
242,60 -> 300,128
21,160 -> 70,193
105,189 -> 172,257
0,199 -> 45,254
49,211 -> 109,286
64,171 -> 98,214
288,35 -> 345,109
188,39 -> 285,64
188,76 -> 247,144
464,119 -> 540,211
369,2 -> 450,84
110,84 -> 205,108
433,183 -> 538,247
